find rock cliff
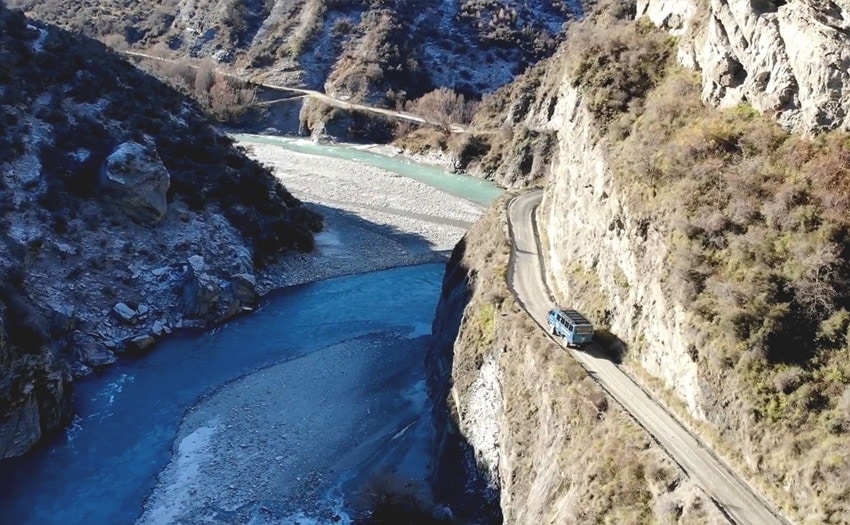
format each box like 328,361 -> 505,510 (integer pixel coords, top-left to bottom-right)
0,7 -> 322,459
432,0 -> 850,521
637,0 -> 850,134
478,1 -> 850,521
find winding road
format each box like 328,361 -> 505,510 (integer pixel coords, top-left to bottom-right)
508,191 -> 788,525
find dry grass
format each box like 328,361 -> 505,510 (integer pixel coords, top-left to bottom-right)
551,2 -> 850,520
446,202 -> 720,523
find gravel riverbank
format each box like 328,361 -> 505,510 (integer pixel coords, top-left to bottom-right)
137,140 -> 489,524
244,140 -> 486,294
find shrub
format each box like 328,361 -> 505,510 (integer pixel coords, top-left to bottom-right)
567,14 -> 675,129
404,88 -> 479,133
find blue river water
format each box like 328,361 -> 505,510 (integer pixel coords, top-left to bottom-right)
0,264 -> 445,524
0,137 -> 501,524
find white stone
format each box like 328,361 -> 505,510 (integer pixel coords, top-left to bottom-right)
113,302 -> 138,323
188,255 -> 205,273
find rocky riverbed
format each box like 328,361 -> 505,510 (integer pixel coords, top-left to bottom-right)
233,137 -> 487,295
136,138 -> 491,524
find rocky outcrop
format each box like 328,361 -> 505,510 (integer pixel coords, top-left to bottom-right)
637,0 -> 850,133
178,257 -> 259,321
180,256 -> 220,319
100,142 -> 170,223
0,316 -> 73,459
229,273 -> 258,304
66,332 -> 116,376
0,7 -> 322,460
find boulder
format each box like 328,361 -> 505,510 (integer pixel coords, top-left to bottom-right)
137,304 -> 150,318
100,141 -> 170,223
230,274 -> 258,304
112,302 -> 138,324
180,259 -> 220,318
127,334 -> 156,353
68,332 -> 116,376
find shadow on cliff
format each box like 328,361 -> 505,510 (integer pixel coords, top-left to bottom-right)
426,236 -> 503,525
587,326 -> 627,365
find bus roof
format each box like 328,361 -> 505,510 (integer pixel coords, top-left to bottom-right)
556,308 -> 593,326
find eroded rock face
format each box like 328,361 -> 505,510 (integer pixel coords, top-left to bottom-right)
0,317 -> 73,459
100,142 -> 170,223
180,256 -> 221,319
638,0 -> 850,133
229,274 -> 258,304
67,332 -> 116,376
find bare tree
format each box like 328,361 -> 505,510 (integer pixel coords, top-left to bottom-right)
406,88 -> 479,132
194,58 -> 216,101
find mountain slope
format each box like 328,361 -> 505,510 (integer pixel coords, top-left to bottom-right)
426,0 -> 850,522
447,0 -> 850,520
9,0 -> 587,112
0,5 -> 321,459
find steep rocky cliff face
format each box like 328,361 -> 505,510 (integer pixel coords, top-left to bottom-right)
487,1 -> 850,521
428,206 -> 724,523
0,7 -> 321,459
539,82 -> 709,417
637,0 -> 850,134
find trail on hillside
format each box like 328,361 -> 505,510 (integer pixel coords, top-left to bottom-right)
121,50 -> 468,133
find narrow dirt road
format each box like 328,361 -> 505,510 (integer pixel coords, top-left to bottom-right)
508,191 -> 789,525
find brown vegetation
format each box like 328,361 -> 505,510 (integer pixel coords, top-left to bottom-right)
555,1 -> 850,520
457,0 -> 561,61
139,55 -> 256,123
431,62 -> 558,187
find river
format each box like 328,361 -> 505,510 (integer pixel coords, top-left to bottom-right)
0,136 -> 501,524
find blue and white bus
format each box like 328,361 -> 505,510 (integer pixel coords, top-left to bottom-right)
547,307 -> 594,348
